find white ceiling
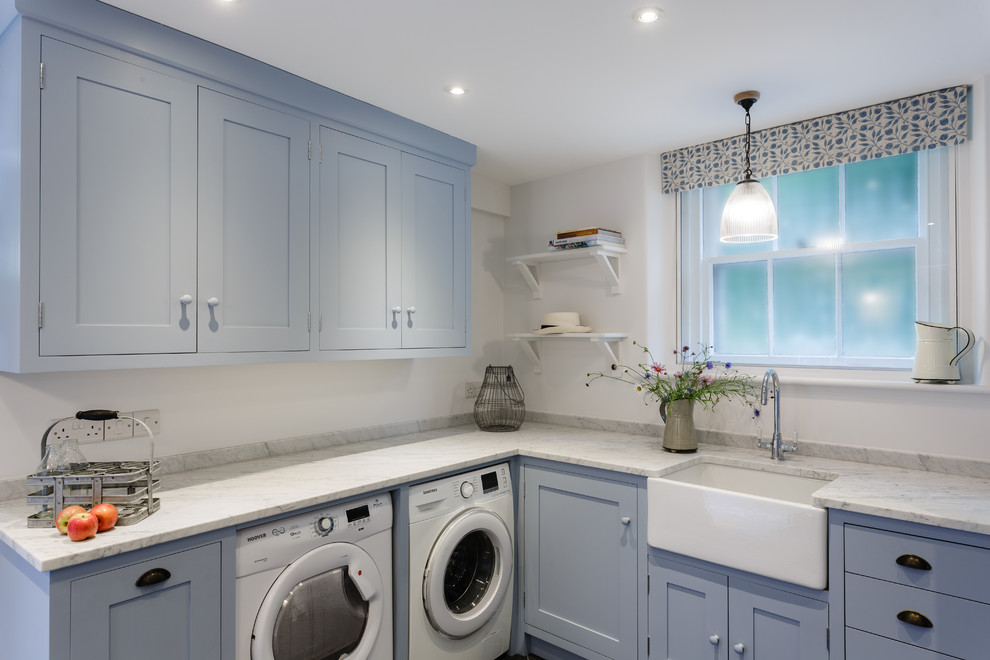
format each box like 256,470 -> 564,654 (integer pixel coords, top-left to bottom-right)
100,0 -> 990,186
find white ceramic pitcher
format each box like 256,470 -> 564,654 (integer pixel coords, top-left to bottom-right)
912,321 -> 975,383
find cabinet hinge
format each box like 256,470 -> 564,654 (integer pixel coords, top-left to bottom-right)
826,627 -> 830,651
38,302 -> 43,328
319,142 -> 323,164
307,312 -> 311,332
39,62 -> 44,89
319,312 -> 323,332
647,635 -> 650,656
647,574 -> 650,594
308,140 -> 312,160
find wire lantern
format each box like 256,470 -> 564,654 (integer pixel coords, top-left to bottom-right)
474,365 -> 525,432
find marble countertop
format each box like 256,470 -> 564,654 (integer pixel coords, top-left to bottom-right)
3,422 -> 990,572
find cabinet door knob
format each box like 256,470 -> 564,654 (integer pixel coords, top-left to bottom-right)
896,554 -> 932,571
897,610 -> 934,629
709,634 -> 720,645
733,642 -> 745,654
392,306 -> 402,313
179,294 -> 193,305
135,567 -> 171,588
407,306 -> 416,313
207,297 -> 220,308
620,516 -> 631,525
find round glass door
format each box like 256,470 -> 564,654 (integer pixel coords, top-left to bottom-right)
252,543 -> 384,660
424,508 -> 512,639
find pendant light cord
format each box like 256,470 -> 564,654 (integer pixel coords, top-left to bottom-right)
743,107 -> 753,179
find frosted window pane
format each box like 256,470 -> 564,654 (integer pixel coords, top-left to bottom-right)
846,153 -> 918,243
704,180 -> 773,258
776,167 -> 840,250
773,256 -> 836,356
713,261 -> 768,354
841,249 -> 916,357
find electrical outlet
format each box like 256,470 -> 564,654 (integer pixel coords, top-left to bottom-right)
131,409 -> 161,438
465,381 -> 482,399
50,418 -> 104,445
103,415 -> 134,441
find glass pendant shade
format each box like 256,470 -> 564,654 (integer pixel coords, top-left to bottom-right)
720,178 -> 778,243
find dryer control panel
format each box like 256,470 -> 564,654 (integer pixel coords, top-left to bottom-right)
235,494 -> 392,577
409,463 -> 511,523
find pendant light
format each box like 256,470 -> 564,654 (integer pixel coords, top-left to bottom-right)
720,91 -> 778,243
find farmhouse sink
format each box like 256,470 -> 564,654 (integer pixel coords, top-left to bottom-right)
647,462 -> 833,589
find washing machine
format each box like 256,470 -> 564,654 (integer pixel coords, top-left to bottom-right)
235,494 -> 393,660
408,463 -> 514,660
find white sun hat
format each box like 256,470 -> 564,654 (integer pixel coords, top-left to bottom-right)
531,312 -> 592,335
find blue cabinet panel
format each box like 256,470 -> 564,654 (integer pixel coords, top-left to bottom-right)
523,466 -> 639,659
649,555 -> 729,660
39,36 -> 197,356
319,128 -> 401,350
197,88 -> 311,353
69,541 -> 223,660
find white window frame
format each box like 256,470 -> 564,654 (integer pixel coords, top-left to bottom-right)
678,147 -> 958,372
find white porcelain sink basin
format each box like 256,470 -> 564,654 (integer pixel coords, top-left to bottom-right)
647,462 -> 833,589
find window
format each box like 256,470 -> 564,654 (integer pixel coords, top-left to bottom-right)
679,149 -> 955,370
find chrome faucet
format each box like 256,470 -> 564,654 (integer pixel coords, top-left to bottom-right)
757,369 -> 796,460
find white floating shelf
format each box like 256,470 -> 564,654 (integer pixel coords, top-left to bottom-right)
507,245 -> 626,299
507,332 -> 628,373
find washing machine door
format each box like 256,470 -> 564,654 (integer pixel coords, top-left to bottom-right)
252,542 -> 384,660
423,507 -> 513,639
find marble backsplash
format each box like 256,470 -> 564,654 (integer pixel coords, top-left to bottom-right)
4,409 -> 987,503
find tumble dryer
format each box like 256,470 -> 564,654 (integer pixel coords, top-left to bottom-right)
235,494 -> 393,660
408,463 -> 514,660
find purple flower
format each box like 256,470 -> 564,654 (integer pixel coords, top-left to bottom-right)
725,362 -> 732,369
753,408 -> 761,418
705,361 -> 714,370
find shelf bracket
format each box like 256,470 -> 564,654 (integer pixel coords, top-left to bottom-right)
592,336 -> 621,365
513,260 -> 543,299
512,336 -> 543,373
593,252 -> 622,295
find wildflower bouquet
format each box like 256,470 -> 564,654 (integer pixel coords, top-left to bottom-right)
587,342 -> 756,410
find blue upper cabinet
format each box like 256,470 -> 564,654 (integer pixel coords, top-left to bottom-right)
319,128 -> 402,351
400,153 -> 467,349
197,88 -> 311,353
0,0 -> 474,372
38,37 -> 198,357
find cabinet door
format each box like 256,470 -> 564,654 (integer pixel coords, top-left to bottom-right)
523,466 -> 639,659
198,88 -> 311,353
319,128 -> 401,349
39,37 -> 197,356
400,153 -> 467,348
68,542 -> 222,660
649,556 -> 729,660
728,579 -> 828,660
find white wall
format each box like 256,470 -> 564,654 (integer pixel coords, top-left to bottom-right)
0,199 -> 508,481
506,76 -> 990,462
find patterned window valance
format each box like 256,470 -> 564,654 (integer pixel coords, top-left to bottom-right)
660,86 -> 969,195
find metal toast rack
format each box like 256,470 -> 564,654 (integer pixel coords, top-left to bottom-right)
25,410 -> 160,528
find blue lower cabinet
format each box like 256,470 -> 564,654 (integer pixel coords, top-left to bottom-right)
523,464 -> 641,659
648,556 -> 828,660
837,513 -> 990,660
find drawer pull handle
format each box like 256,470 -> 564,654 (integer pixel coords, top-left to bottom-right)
897,610 -> 934,629
135,568 -> 171,587
896,554 -> 933,571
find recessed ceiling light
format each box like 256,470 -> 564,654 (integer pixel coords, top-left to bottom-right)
446,86 -> 467,96
632,7 -> 663,24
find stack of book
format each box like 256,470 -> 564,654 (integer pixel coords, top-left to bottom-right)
548,227 -> 625,250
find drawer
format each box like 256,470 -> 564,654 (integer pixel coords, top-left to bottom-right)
845,524 -> 990,602
845,573 -> 990,660
846,628 -> 957,659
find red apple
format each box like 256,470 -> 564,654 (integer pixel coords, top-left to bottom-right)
66,512 -> 99,542
55,505 -> 87,535
89,503 -> 118,532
